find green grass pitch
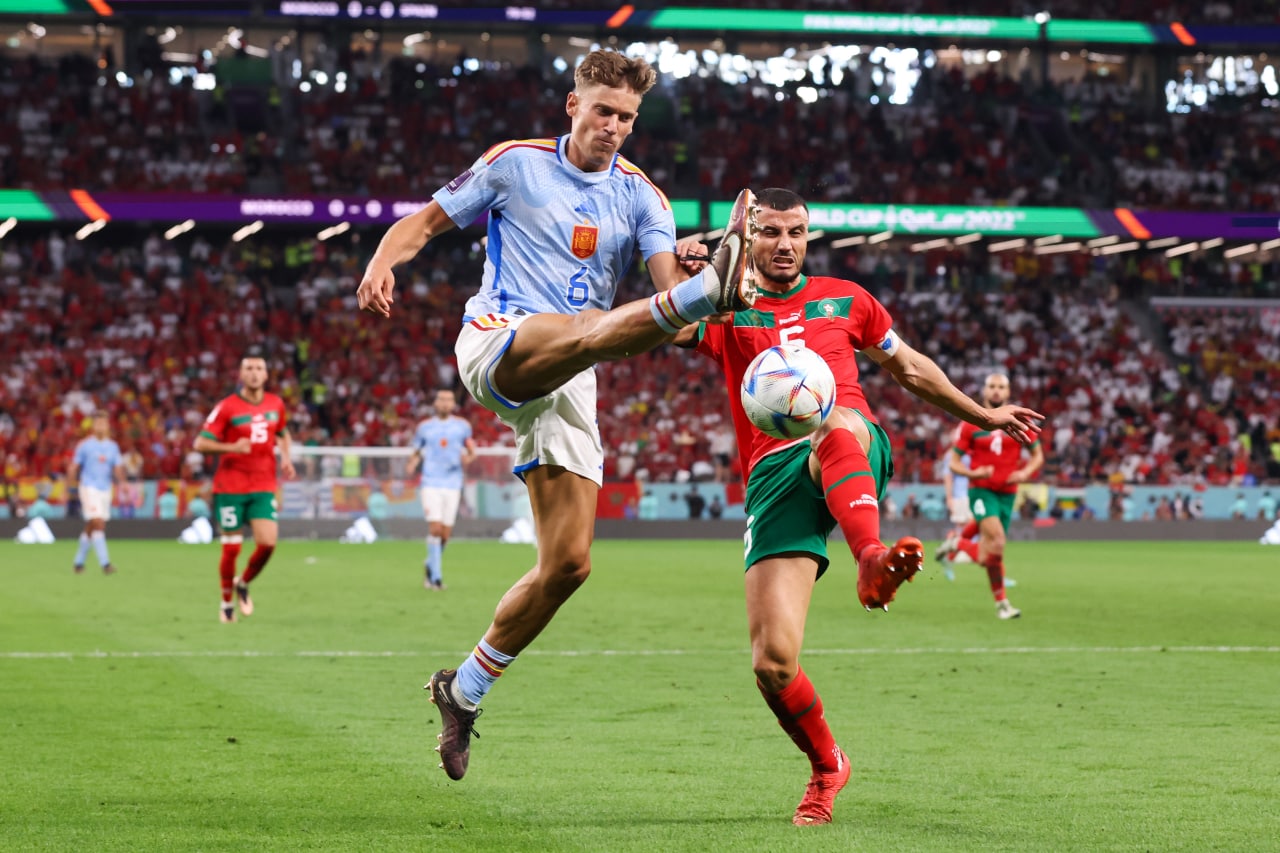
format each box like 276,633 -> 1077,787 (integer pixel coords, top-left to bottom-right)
3,537 -> 1279,851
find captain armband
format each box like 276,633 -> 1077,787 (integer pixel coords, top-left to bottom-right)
875,329 -> 903,358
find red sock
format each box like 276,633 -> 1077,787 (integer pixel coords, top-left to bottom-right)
241,544 -> 275,584
758,668 -> 841,773
961,518 -> 979,539
219,541 -> 241,604
955,539 -> 980,562
815,428 -> 881,561
983,555 -> 1007,602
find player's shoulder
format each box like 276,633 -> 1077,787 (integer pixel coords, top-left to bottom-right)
481,137 -> 560,166
804,275 -> 875,302
263,391 -> 286,407
612,155 -> 671,210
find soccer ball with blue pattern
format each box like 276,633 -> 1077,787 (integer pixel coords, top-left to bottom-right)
740,344 -> 837,440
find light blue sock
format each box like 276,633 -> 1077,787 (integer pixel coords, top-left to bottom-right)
453,638 -> 516,708
648,269 -> 721,334
74,533 -> 91,567
91,531 -> 110,567
427,535 -> 443,584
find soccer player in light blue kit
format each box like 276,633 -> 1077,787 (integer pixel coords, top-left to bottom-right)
68,410 -> 124,575
357,49 -> 758,782
408,389 -> 477,590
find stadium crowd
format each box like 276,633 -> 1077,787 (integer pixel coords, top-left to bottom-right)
2,227 -> 1277,490
4,48 -> 1277,213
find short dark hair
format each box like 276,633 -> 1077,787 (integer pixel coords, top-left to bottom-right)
241,348 -> 267,362
574,49 -> 657,96
757,187 -> 808,213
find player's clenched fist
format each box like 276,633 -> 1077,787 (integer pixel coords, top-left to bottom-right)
358,264 -> 396,317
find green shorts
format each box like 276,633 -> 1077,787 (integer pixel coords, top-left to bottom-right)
969,487 -> 1015,531
743,412 -> 894,577
213,491 -> 278,532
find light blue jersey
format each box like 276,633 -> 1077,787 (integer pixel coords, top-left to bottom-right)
414,417 -> 473,490
434,135 -> 676,320
73,438 -> 122,490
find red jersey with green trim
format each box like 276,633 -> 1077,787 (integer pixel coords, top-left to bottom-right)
695,275 -> 894,481
200,392 -> 287,494
953,421 -> 1038,494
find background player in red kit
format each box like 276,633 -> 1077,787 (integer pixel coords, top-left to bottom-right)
945,372 -> 1044,619
194,354 -> 296,623
676,188 -> 1042,825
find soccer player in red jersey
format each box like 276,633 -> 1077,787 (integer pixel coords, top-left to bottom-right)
193,355 -> 296,623
946,373 -> 1044,619
676,189 -> 1043,825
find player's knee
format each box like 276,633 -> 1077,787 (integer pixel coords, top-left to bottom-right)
752,651 -> 798,694
539,547 -> 592,597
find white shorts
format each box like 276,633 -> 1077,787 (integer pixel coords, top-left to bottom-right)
456,313 -> 603,486
421,486 -> 462,527
950,490 -> 971,524
81,485 -> 112,521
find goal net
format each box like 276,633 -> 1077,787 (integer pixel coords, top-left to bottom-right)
286,445 -> 529,523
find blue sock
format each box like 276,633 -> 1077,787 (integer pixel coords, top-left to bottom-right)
427,536 -> 443,584
91,531 -> 111,567
74,533 -> 91,567
453,638 -> 516,708
648,269 -> 721,334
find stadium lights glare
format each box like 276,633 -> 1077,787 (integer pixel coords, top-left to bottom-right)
830,236 -> 867,249
988,238 -> 1027,253
1146,237 -> 1181,249
317,222 -> 351,241
232,220 -> 264,243
806,229 -> 825,242
910,238 -> 950,252
164,219 -> 195,241
1033,241 -> 1083,255
1087,235 -> 1120,248
1200,237 -> 1225,250
868,230 -> 894,244
1165,242 -> 1200,257
1032,234 -> 1063,246
1223,243 -> 1259,259
0,217 -> 16,240
75,219 -> 106,241
953,233 -> 982,245
1098,241 -> 1141,255
1261,238 -> 1280,251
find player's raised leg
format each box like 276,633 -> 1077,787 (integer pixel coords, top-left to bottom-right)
484,191 -> 759,404
808,409 -> 922,611
746,555 -> 850,825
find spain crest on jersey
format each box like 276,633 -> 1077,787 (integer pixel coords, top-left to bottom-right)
571,224 -> 598,260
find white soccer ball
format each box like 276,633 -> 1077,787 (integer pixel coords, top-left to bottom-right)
740,344 -> 837,440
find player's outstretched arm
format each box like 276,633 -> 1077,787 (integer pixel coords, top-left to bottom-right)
863,339 -> 1043,445
358,201 -> 458,317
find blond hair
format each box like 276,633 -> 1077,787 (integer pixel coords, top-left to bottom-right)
574,49 -> 657,96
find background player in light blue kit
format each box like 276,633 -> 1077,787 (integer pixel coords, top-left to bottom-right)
67,410 -> 124,575
356,48 -> 757,782
408,389 -> 476,590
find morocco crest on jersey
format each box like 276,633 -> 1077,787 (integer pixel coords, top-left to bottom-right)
571,223 -> 598,259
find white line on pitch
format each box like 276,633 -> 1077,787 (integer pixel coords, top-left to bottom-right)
3,646 -> 1279,660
